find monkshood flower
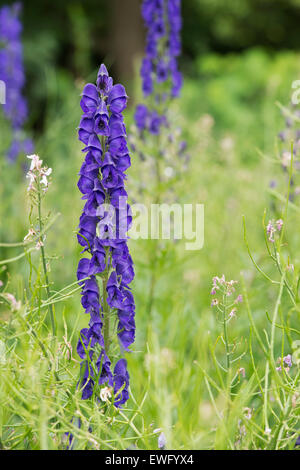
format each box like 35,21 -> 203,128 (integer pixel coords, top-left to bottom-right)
76,64 -> 135,407
0,3 -> 33,162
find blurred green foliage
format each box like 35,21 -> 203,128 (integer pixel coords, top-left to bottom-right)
17,0 -> 300,67
182,0 -> 300,57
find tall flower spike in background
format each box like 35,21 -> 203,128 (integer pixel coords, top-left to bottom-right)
130,0 -> 189,190
0,3 -> 33,162
130,0 -> 188,320
141,0 -> 182,100
77,64 -> 135,407
135,0 -> 183,130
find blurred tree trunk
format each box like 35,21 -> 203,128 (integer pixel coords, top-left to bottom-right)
111,0 -> 144,83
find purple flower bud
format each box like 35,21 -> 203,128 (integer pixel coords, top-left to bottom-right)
96,64 -> 113,95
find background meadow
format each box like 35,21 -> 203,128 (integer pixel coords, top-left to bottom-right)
0,0 -> 300,450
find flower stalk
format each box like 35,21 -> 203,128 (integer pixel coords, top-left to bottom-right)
26,154 -> 55,337
76,64 -> 135,406
37,179 -> 56,337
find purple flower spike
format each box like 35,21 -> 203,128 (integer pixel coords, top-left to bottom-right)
76,64 -> 135,408
134,0 -> 183,136
139,0 -> 182,103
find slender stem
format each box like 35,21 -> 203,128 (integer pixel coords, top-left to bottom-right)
264,273 -> 285,434
263,360 -> 270,434
222,294 -> 230,371
37,183 -> 56,337
270,273 -> 285,361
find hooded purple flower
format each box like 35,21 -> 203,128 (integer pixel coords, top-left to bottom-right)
113,359 -> 130,407
80,83 -> 99,114
76,64 -> 135,408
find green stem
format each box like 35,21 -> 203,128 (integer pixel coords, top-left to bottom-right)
37,183 -> 56,338
264,273 -> 285,434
